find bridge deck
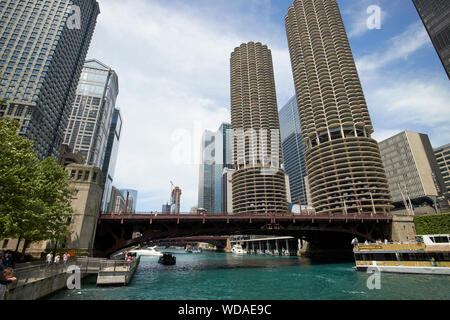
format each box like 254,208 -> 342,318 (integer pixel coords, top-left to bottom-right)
98,213 -> 393,222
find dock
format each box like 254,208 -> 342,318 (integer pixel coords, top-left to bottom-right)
4,256 -> 141,300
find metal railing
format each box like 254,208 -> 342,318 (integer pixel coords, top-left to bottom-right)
5,256 -> 139,291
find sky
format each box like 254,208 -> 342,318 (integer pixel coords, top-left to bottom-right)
86,0 -> 450,212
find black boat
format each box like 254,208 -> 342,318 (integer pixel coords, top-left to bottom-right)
158,252 -> 176,265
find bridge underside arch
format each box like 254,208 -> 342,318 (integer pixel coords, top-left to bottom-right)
94,217 -> 391,257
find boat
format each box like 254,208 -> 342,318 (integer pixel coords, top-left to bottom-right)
231,244 -> 247,254
129,246 -> 163,257
158,252 -> 176,265
192,247 -> 202,253
353,234 -> 450,275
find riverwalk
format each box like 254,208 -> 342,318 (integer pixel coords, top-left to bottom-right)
4,256 -> 140,300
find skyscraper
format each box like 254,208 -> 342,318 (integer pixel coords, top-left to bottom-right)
198,130 -> 215,212
412,0 -> 450,79
285,0 -> 391,215
100,108 -> 122,212
64,59 -> 119,168
230,42 -> 288,214
198,123 -> 233,213
0,0 -> 100,160
279,95 -> 308,206
120,189 -> 138,213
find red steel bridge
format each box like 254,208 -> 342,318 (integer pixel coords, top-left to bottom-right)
93,212 -> 393,257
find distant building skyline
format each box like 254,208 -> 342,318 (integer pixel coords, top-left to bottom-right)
433,143 -> 450,197
120,189 -> 138,213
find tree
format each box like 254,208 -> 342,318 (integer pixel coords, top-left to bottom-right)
0,119 -> 75,258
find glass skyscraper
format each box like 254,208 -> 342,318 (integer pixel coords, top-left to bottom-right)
0,0 -> 100,160
279,95 -> 307,206
198,130 -> 215,213
198,123 -> 233,213
100,108 -> 122,212
64,59 -> 118,169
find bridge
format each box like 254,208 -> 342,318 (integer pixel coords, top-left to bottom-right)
93,212 -> 393,257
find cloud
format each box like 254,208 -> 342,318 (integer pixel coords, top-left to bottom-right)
355,22 -> 429,72
340,0 -> 387,39
354,21 -> 449,148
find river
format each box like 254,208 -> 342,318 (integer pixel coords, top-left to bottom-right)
48,250 -> 450,300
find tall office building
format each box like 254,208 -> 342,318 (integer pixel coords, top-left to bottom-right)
109,186 -> 125,213
285,0 -> 392,215
120,189 -> 138,213
434,143 -> 450,196
64,59 -> 119,168
0,0 -> 100,160
379,131 -> 448,213
412,0 -> 450,79
230,42 -> 288,214
198,130 -> 215,212
100,108 -> 122,212
279,95 -> 308,206
198,123 -> 233,213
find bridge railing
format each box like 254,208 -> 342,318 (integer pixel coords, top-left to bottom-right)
99,211 -> 392,218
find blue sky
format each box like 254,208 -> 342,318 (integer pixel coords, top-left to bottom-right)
87,0 -> 450,212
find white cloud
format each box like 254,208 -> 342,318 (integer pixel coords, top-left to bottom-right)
356,22 -> 429,72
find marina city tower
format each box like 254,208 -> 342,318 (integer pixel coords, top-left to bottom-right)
230,42 -> 288,214
285,0 -> 392,214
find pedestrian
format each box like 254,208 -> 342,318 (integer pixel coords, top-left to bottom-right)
0,268 -> 17,300
3,253 -> 11,268
54,254 -> 60,265
63,253 -> 69,265
46,252 -> 53,267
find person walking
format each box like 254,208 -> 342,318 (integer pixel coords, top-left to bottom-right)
54,254 -> 61,265
46,252 -> 53,267
63,253 -> 69,265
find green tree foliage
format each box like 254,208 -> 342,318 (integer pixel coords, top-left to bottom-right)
414,213 -> 450,235
0,118 -> 75,244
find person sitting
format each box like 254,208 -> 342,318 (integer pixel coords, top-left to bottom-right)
0,268 -> 17,300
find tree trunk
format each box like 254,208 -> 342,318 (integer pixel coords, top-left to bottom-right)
13,234 -> 22,267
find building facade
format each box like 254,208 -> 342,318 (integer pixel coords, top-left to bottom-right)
379,131 -> 448,213
434,143 -> 450,196
198,130 -> 215,212
120,189 -> 138,213
100,108 -> 122,212
279,95 -> 308,206
412,0 -> 450,79
285,0 -> 392,215
230,42 -> 288,214
0,0 -> 100,160
63,59 -> 118,169
198,123 -> 233,213
109,186 -> 124,213
214,123 -> 233,213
